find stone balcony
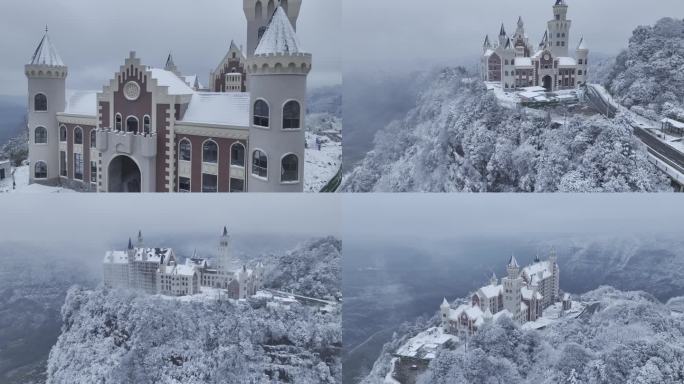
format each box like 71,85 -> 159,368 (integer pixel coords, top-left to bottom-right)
96,128 -> 157,158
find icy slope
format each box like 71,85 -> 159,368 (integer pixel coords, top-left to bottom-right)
341,68 -> 671,192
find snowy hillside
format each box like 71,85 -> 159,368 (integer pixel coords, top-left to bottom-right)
606,18 -> 684,120
341,68 -> 671,192
46,237 -> 342,384
362,287 -> 684,384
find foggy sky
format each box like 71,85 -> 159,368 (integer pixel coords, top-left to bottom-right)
0,0 -> 341,96
0,194 -> 341,245
343,194 -> 684,243
344,0 -> 684,73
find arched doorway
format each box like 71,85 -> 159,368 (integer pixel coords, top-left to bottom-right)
542,75 -> 552,92
108,155 -> 141,192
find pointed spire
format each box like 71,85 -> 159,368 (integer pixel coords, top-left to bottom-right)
29,28 -> 65,66
577,36 -> 588,51
165,53 -> 175,70
483,307 -> 493,321
483,35 -> 491,48
128,237 -> 133,250
508,254 -> 519,268
223,226 -> 228,237
499,22 -> 507,36
505,37 -> 512,49
441,298 -> 449,307
254,6 -> 303,55
517,16 -> 524,28
540,30 -> 549,48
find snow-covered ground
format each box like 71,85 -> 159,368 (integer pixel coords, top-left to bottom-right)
304,131 -> 341,192
521,300 -> 587,331
0,165 -> 73,193
395,326 -> 458,360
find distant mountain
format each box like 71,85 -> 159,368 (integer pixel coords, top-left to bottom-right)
605,18 -> 684,121
0,95 -> 26,148
308,85 -> 342,118
341,68 -> 671,192
363,287 -> 684,384
46,237 -> 341,384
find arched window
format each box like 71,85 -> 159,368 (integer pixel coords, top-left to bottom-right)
126,116 -> 139,134
283,101 -> 301,129
34,93 -> 48,112
255,0 -> 263,19
253,100 -> 269,127
231,143 -> 245,167
281,154 -> 299,182
90,129 -> 97,148
267,0 -> 275,16
115,114 -> 122,131
252,150 -> 268,178
59,125 -> 67,142
34,161 -> 47,179
281,0 -> 288,13
35,126 -> 47,144
203,140 -> 218,164
179,139 -> 192,162
143,115 -> 151,135
74,127 -> 83,145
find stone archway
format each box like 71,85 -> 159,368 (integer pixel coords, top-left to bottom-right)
108,155 -> 141,192
542,75 -> 552,92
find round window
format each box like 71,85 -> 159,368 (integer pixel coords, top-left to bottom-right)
123,81 -> 141,101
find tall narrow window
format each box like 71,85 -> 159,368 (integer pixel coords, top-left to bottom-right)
115,114 -> 122,131
252,150 -> 268,179
282,101 -> 301,129
281,154 -> 299,182
203,140 -> 218,164
90,161 -> 97,183
74,127 -> 83,145
126,117 -> 139,134
255,0 -> 263,19
34,94 -> 48,112
143,116 -> 151,135
231,143 -> 245,167
34,161 -> 47,179
90,129 -> 97,148
35,126 -> 48,144
60,126 -> 67,142
74,153 -> 84,180
60,151 -> 67,177
254,100 -> 269,127
179,139 -> 191,162
267,0 -> 275,16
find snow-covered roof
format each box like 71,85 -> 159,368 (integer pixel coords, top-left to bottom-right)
521,286 -> 543,300
163,264 -> 197,277
520,91 -> 543,99
254,6 -> 303,55
557,57 -> 577,66
104,251 -> 129,264
64,90 -> 97,116
183,75 -> 204,90
479,284 -> 503,298
509,255 -> 520,268
149,68 -> 194,95
514,57 -> 533,67
133,247 -> 174,264
522,261 -> 553,282
179,92 -> 250,127
483,49 -> 495,57
662,118 -> 684,129
394,327 -> 457,359
29,32 -> 64,66
465,305 -> 483,319
523,86 -> 547,93
493,309 -> 512,322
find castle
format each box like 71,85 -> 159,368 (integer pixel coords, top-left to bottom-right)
103,227 -> 263,299
26,0 -> 310,193
481,0 -> 589,92
440,253 -> 568,335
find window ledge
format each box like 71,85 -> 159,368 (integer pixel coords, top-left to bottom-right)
281,128 -> 302,132
251,174 -> 268,182
280,180 -> 301,185
253,125 -> 270,130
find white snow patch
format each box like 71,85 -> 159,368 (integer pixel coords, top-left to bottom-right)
0,165 -> 74,193
304,132 -> 341,192
179,92 -> 250,127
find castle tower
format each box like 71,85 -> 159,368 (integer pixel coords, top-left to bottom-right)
440,298 -> 451,330
548,0 -> 572,57
246,6 -> 311,192
498,23 -> 507,47
576,36 -> 589,85
25,27 -> 67,185
502,255 -> 522,322
127,237 -> 134,258
244,0 -> 302,57
489,272 -> 497,286
549,249 -> 560,303
217,226 -> 238,274
136,230 -> 144,248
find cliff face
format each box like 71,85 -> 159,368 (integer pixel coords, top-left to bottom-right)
46,237 -> 342,384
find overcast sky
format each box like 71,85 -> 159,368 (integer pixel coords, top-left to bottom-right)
0,0 -> 341,96
343,194 -> 684,244
0,194 -> 341,244
344,0 -> 684,73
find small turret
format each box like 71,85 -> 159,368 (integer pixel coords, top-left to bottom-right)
440,298 -> 451,330
127,237 -> 135,258
489,272 -> 498,286
507,254 -> 520,278
164,53 -> 181,76
483,35 -> 491,51
498,23 -> 507,46
137,230 -> 144,248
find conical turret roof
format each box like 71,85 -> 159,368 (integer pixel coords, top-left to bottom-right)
499,23 -> 507,36
254,6 -> 303,55
577,36 -> 588,51
441,298 -> 450,307
29,28 -> 64,66
508,254 -> 519,268
223,226 -> 228,237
